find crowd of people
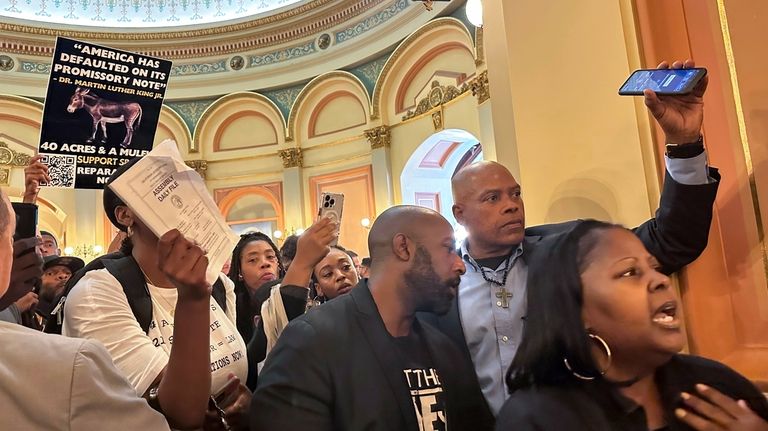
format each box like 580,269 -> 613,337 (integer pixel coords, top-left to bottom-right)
1,61 -> 767,431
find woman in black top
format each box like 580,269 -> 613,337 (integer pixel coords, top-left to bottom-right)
228,231 -> 285,343
497,220 -> 768,431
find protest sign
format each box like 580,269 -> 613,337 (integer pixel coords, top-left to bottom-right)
38,37 -> 172,189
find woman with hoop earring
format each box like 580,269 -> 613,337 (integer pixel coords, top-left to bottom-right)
497,220 -> 768,431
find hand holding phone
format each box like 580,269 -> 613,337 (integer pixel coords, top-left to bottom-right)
631,60 -> 709,144
318,192 -> 344,246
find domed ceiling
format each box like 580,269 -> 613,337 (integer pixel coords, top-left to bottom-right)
0,0 -> 309,29
0,0 -> 468,99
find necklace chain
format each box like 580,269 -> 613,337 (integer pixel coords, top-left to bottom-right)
478,255 -> 513,287
138,266 -> 177,315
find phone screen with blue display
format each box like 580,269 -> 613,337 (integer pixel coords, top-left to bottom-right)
619,68 -> 707,96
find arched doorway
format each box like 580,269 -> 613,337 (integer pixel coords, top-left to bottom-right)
400,129 -> 482,230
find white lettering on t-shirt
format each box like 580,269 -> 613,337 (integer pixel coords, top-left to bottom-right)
403,368 -> 446,431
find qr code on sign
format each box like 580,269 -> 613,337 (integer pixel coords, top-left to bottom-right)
40,154 -> 76,188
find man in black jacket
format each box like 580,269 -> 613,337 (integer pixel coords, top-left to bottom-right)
421,60 -> 721,419
250,205 -> 494,431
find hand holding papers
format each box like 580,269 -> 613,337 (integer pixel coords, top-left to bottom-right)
109,139 -> 238,285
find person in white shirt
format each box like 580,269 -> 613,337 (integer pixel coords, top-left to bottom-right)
0,187 -> 170,431
63,158 -> 250,430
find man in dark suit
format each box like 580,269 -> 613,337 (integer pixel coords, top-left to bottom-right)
250,205 -> 494,431
420,60 -> 721,418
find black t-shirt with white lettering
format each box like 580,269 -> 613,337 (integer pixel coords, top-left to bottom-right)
392,329 -> 447,431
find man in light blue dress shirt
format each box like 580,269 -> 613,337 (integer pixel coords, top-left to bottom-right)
421,61 -> 721,422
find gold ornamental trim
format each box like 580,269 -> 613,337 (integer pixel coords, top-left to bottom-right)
469,70 -> 490,104
278,148 -> 303,168
0,142 -> 32,167
401,80 -> 470,121
364,125 -> 391,150
185,160 -> 208,179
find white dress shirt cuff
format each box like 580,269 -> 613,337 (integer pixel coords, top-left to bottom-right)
665,152 -> 713,185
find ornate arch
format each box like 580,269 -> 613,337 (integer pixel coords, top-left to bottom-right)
158,104 -> 194,154
371,17 -> 474,120
286,70 -> 370,142
217,185 -> 284,230
194,91 -> 285,154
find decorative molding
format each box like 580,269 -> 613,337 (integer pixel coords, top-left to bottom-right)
172,60 -> 228,77
0,142 -> 32,167
335,0 -> 409,44
308,90 -> 368,139
0,0 -> 356,42
0,0 -> 386,62
278,148 -> 303,168
18,61 -> 50,74
0,55 -> 14,72
475,26 -> 485,66
249,40 -> 317,68
286,71 -> 369,142
469,70 -> 490,104
347,51 -> 392,96
402,80 -> 469,121
160,105 -> 195,154
185,160 -> 208,179
395,43 -> 472,112
432,108 -> 444,132
364,125 -> 391,149
263,83 -> 306,123
371,17 -> 474,120
0,168 -> 10,186
166,99 -> 217,144
193,91 -> 285,152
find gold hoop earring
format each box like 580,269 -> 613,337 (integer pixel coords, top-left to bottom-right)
563,333 -> 612,381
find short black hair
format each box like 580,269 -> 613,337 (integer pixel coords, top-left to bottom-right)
280,234 -> 299,261
346,249 -> 358,259
103,157 -> 142,232
361,257 -> 371,268
39,230 -> 58,246
506,219 -> 622,392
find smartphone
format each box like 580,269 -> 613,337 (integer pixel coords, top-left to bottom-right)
318,192 -> 344,246
12,202 -> 38,241
618,67 -> 707,96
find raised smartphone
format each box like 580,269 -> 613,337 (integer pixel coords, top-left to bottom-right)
618,68 -> 707,96
318,192 -> 344,246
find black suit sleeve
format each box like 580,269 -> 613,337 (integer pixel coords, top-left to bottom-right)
247,284 -> 309,366
250,319 -> 333,431
632,168 -> 719,274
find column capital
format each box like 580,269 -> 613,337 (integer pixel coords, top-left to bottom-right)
364,125 -> 392,150
185,159 -> 208,179
278,147 -> 304,168
470,70 -> 490,104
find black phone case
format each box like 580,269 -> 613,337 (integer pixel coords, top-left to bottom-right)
618,68 -> 707,96
12,202 -> 38,241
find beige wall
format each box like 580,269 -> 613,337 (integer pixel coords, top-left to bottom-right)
483,0 -> 659,229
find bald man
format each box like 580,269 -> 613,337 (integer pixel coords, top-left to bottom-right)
421,61 -> 722,417
251,206 -> 494,431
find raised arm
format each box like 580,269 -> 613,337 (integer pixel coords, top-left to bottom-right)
635,59 -> 719,273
